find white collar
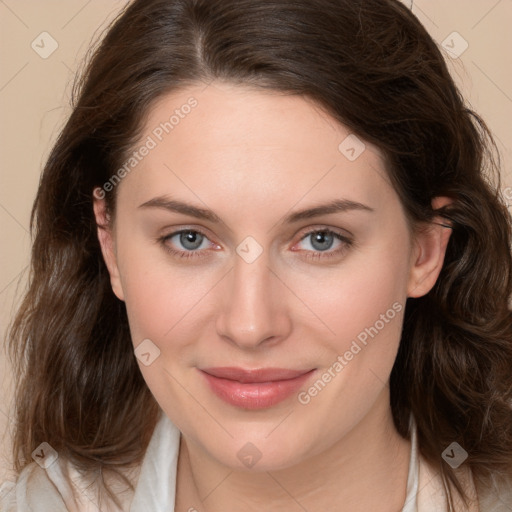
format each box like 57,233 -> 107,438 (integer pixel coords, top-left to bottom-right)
402,414 -> 420,512
129,410 -> 180,511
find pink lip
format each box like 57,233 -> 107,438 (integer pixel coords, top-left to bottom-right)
199,367 -> 316,409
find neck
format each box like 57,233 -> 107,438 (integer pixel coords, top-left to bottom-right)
175,387 -> 412,512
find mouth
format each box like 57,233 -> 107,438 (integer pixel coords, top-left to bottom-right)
198,366 -> 316,409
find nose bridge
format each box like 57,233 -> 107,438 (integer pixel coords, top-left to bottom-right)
215,241 -> 289,348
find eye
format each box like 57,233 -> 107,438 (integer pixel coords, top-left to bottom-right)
292,228 -> 353,261
158,227 -> 353,262
159,229 -> 217,259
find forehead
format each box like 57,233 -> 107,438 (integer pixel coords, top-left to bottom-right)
116,81 -> 395,217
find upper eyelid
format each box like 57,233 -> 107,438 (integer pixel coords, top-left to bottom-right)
296,225 -> 352,240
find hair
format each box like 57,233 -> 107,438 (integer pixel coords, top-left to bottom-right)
7,0 -> 512,509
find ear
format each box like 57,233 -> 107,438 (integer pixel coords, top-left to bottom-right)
407,196 -> 453,298
93,188 -> 125,301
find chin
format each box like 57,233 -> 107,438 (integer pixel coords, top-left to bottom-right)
203,430 -> 316,473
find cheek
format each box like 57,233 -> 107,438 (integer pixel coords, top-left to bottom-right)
292,248 -> 408,444
118,255 -> 212,407
290,241 -> 410,356
117,239 -> 222,351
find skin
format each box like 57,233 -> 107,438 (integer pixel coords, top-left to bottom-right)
94,80 -> 452,511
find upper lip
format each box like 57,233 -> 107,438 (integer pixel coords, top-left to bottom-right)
200,367 -> 314,383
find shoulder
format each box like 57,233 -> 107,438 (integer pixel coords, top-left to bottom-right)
0,412 -> 168,512
0,479 -> 17,511
417,453 -> 512,511
0,457 -> 136,512
0,462 -> 68,511
476,473 -> 512,511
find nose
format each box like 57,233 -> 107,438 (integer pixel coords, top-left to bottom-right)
215,247 -> 292,350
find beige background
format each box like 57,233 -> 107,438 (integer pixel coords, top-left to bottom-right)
1,0 -> 511,484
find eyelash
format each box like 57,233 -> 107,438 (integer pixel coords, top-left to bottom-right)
157,228 -> 353,262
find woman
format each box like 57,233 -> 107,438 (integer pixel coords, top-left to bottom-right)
2,0 -> 512,510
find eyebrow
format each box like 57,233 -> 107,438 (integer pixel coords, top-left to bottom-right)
138,196 -> 375,225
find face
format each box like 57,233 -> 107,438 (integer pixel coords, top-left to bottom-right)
94,80 -> 450,471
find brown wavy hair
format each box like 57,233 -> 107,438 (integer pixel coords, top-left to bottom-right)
7,0 -> 512,509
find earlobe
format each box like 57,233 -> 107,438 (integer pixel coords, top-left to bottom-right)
92,189 -> 125,301
407,196 -> 453,298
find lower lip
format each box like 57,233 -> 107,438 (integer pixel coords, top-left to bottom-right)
199,369 -> 316,409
